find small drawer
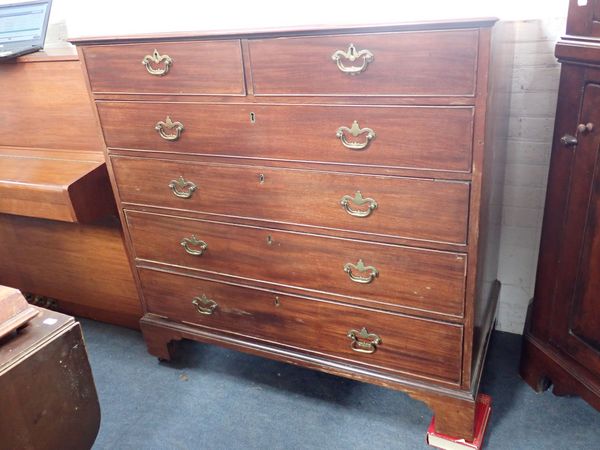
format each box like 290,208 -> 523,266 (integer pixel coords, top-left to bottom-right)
126,211 -> 467,318
82,40 -> 245,95
99,102 -> 474,173
248,30 -> 478,97
139,268 -> 464,384
112,157 -> 470,245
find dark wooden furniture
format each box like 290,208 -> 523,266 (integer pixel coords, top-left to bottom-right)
566,0 -> 600,38
520,0 -> 600,411
73,19 -> 513,440
0,305 -> 100,450
0,49 -> 141,328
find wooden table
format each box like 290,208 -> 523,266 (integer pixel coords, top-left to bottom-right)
0,306 -> 100,450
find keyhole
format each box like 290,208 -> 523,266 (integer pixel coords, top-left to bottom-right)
250,112 -> 256,123
274,296 -> 280,307
266,235 -> 273,245
258,173 -> 265,184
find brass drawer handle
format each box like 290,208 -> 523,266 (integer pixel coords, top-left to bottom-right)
347,327 -> 381,354
336,120 -> 376,150
168,176 -> 197,199
142,49 -> 172,76
340,191 -> 377,218
155,116 -> 184,141
344,259 -> 378,284
192,294 -> 217,315
181,235 -> 208,256
331,43 -> 374,75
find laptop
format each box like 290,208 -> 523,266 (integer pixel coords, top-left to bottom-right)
0,0 -> 52,59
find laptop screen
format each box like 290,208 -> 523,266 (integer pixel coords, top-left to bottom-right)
0,0 -> 52,48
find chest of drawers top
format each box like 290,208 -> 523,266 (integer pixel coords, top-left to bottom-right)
74,18 -> 496,102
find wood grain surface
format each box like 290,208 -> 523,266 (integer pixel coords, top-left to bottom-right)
83,40 -> 245,95
248,30 -> 478,96
0,59 -> 102,152
112,156 -> 470,245
126,210 -> 467,317
140,268 -> 463,384
98,102 -> 474,173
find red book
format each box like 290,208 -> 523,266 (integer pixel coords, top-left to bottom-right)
426,394 -> 492,450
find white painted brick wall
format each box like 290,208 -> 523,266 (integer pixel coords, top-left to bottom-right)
495,17 -> 566,334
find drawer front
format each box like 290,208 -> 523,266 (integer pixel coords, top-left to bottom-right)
126,211 -> 467,317
139,268 -> 463,384
248,30 -> 478,96
82,40 -> 245,95
113,157 -> 470,245
99,102 -> 474,172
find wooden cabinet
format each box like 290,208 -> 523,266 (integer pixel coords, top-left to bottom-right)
0,50 -> 141,328
520,0 -> 600,412
73,19 -> 513,440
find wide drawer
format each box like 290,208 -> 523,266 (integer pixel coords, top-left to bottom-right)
126,211 -> 467,317
82,40 -> 245,95
139,268 -> 463,384
99,102 -> 474,173
248,30 -> 478,96
113,157 -> 470,245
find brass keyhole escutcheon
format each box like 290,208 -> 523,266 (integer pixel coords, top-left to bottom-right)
250,112 -> 256,123
274,296 -> 280,307
259,173 -> 265,184
266,235 -> 273,245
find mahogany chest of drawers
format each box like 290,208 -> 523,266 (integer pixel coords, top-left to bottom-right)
72,18 -> 512,440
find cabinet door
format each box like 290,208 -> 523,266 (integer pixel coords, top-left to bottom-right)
551,83 -> 600,374
567,0 -> 600,38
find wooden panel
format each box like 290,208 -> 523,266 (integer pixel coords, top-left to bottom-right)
248,30 -> 478,96
140,268 -> 463,384
126,211 -> 467,317
98,102 -> 474,172
0,59 -> 102,152
0,214 -> 141,329
112,157 -> 470,245
0,150 -> 115,223
551,83 -> 600,375
82,40 -> 245,95
566,0 -> 600,38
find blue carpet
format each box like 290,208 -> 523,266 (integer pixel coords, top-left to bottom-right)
79,319 -> 600,449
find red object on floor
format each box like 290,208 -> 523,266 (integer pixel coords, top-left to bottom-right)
426,394 -> 492,449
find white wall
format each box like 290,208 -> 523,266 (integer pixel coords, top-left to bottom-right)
3,0 -> 569,334
28,0 -> 569,38
495,18 -> 565,333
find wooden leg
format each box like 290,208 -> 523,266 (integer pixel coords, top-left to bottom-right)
520,333 -> 600,411
408,390 -> 476,440
519,335 -> 552,393
140,316 -> 182,362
